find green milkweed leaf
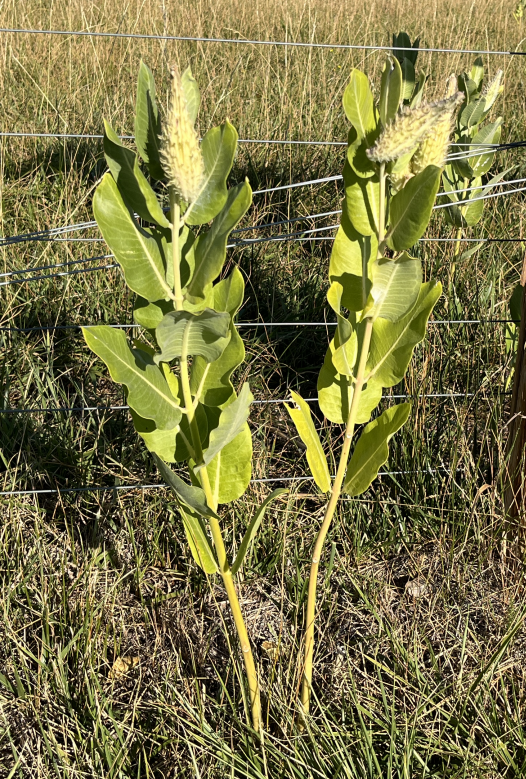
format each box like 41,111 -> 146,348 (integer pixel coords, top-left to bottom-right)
184,121 -> 239,225
155,309 -> 231,364
285,391 -> 331,493
94,173 -> 172,302
329,211 -> 377,312
190,268 -> 245,407
186,180 -> 252,303
366,281 -> 442,387
468,120 -> 502,177
379,56 -> 403,126
343,70 -> 376,139
317,341 -> 383,425
103,120 -> 170,227
178,504 -> 218,574
131,401 -> 208,463
153,453 -> 219,519
387,165 -> 442,251
231,489 -> 288,575
196,383 -> 253,471
201,417 -> 252,504
135,61 -> 164,180
181,66 -> 200,125
343,162 -> 380,237
82,326 -> 182,429
370,254 -> 422,322
400,58 -> 415,102
133,297 -> 174,331
344,403 -> 411,496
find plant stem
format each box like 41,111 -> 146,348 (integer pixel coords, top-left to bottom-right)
300,318 -> 373,715
170,188 -> 184,310
301,161 -> 385,717
170,198 -> 261,732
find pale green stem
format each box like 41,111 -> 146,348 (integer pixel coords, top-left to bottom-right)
170,188 -> 184,311
300,163 -> 386,717
170,197 -> 261,733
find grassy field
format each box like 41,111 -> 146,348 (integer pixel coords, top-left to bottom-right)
2,0 -> 526,776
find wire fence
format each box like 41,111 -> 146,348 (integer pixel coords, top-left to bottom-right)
0,26 -> 522,501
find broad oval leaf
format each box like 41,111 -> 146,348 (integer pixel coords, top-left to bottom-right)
285,391 -> 331,493
134,297 -> 174,331
329,211 -> 377,313
366,281 -> 442,387
196,383 -> 253,471
370,254 -> 422,322
190,268 -> 245,407
344,403 -> 411,496
103,120 -> 170,227
343,70 -> 376,138
184,121 -> 239,225
153,453 -> 219,519
202,421 -> 252,504
317,341 -> 383,425
343,162 -> 380,237
94,173 -> 172,302
155,309 -> 231,364
186,180 -> 252,303
135,61 -> 164,180
231,489 -> 288,575
469,120 -> 502,177
387,165 -> 442,251
82,326 -> 182,429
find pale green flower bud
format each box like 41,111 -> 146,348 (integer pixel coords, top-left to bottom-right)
160,67 -> 204,203
367,93 -> 464,165
411,92 -> 463,173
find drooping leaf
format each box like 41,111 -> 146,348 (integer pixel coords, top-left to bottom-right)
153,453 -> 219,519
82,326 -> 182,429
154,309 -> 231,364
379,56 -> 403,126
181,66 -> 200,125
202,419 -> 252,504
135,61 -> 164,180
93,173 -> 172,302
196,383 -> 253,471
344,403 -> 411,496
329,210 -> 377,312
370,254 -> 422,322
190,268 -> 245,407
387,165 -> 442,251
184,121 -> 239,225
366,281 -> 442,387
186,180 -> 252,303
343,70 -> 376,139
231,489 -> 288,575
285,391 -> 331,493
343,162 -> 380,237
178,504 -> 218,574
103,120 -> 170,227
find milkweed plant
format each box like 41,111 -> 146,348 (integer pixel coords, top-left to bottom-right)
83,59 -> 464,730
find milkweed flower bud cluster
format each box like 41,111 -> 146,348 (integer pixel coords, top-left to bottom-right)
367,92 -> 464,165
411,91 -> 464,173
160,67 -> 204,203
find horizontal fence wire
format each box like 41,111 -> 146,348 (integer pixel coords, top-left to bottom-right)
2,162 -> 526,254
0,391 -> 501,415
0,319 -> 518,334
0,468 -> 455,498
0,27 -> 525,57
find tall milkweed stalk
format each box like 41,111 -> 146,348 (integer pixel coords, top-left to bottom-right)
286,62 -> 462,717
82,62 -> 285,734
